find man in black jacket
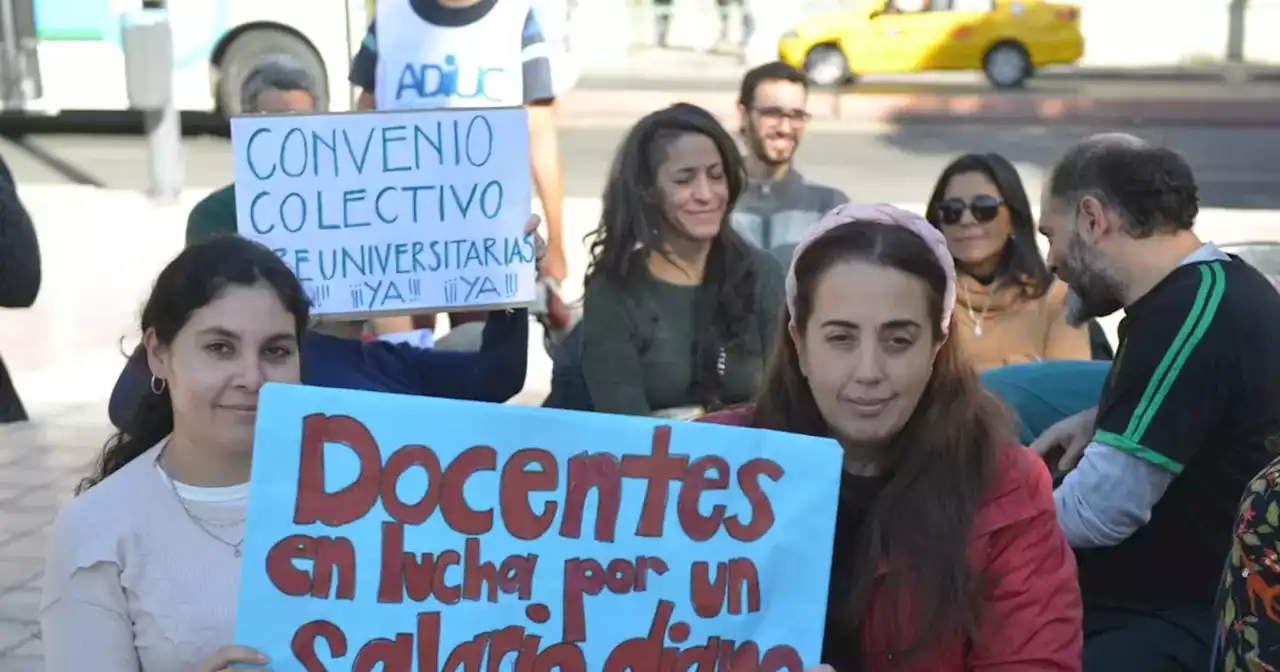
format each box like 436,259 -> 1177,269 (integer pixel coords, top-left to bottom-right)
0,154 -> 40,423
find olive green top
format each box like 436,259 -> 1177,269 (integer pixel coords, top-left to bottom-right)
580,247 -> 785,416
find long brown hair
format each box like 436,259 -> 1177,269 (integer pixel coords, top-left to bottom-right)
585,103 -> 758,409
753,220 -> 1011,659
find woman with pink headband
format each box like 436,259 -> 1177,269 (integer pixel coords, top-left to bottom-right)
703,204 -> 1082,670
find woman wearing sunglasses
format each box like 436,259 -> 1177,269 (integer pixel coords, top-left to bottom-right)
925,153 -> 1090,370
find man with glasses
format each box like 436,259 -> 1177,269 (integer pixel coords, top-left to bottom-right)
731,61 -> 848,264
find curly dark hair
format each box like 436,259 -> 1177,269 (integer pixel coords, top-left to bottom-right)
585,103 -> 758,409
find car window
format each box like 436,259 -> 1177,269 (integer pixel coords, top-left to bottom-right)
886,0 -> 993,13
948,0 -> 995,10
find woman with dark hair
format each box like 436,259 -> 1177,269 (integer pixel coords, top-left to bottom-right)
703,204 -> 1082,670
41,237 -> 305,671
579,103 -> 784,417
926,153 -> 1090,369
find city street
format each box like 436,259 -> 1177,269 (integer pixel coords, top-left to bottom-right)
4,120 -> 1280,208
2,118 -> 1280,669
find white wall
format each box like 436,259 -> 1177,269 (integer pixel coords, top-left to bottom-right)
1065,0 -> 1280,67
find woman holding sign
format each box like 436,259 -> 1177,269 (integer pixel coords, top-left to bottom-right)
40,237 -> 304,671
703,204 -> 1083,670
578,103 -> 785,418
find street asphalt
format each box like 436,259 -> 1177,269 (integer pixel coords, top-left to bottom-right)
1,119 -> 1279,210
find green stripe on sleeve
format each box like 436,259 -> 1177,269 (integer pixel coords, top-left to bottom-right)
1122,263 -> 1223,443
1130,262 -> 1225,443
1094,429 -> 1185,474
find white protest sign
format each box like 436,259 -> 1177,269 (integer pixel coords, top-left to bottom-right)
230,107 -> 535,317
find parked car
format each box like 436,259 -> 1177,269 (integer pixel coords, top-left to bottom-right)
778,0 -> 1084,89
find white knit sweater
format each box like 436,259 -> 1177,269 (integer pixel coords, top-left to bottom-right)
40,441 -> 248,671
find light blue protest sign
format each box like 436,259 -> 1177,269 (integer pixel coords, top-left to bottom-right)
229,107 -> 535,317
235,384 -> 842,671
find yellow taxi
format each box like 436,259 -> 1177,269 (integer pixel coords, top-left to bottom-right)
778,0 -> 1084,89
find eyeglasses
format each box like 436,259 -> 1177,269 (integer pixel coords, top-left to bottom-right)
935,195 -> 1004,225
751,106 -> 811,124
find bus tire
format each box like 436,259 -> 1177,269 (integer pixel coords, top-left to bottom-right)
218,29 -> 328,117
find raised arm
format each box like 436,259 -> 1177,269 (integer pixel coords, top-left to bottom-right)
387,309 -> 530,402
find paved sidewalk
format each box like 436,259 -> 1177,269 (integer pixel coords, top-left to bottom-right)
0,406 -> 105,672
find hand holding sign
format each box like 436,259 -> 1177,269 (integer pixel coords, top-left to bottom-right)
195,646 -> 269,672
525,213 -> 547,265
235,385 -> 843,670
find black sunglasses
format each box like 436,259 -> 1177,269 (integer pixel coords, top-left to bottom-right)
935,195 -> 1004,225
936,193 -> 1003,225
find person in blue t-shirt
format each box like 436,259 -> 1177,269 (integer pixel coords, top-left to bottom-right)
348,0 -> 568,346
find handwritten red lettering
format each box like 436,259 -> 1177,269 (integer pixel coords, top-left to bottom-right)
380,445 -> 443,525
275,416 -> 802,670
291,417 -> 780,544
726,458 -> 784,542
690,558 -> 762,618
559,453 -> 622,541
678,456 -> 731,541
500,448 -> 559,540
378,527 -> 537,606
288,609 -> 803,670
292,620 -> 347,672
619,426 -> 690,537
561,556 -> 668,643
294,414 -> 381,526
265,534 -> 355,600
440,445 -> 497,535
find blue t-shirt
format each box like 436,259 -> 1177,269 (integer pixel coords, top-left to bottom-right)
348,0 -> 555,104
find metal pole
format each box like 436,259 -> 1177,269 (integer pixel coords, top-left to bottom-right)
1225,0 -> 1247,86
125,3 -> 183,204
144,102 -> 183,203
0,0 -> 22,109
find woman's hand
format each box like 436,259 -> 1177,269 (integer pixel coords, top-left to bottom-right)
196,646 -> 270,671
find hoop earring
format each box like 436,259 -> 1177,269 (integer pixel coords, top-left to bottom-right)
150,376 -> 166,395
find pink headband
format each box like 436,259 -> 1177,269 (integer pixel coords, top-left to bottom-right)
784,203 -> 957,334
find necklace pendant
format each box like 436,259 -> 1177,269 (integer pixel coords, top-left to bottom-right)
974,323 -> 983,337
234,547 -> 242,558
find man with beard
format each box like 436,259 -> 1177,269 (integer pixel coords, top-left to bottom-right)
1032,133 -> 1280,670
730,61 -> 847,264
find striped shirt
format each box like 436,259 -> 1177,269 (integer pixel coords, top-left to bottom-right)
1070,245 -> 1280,609
730,168 -> 848,266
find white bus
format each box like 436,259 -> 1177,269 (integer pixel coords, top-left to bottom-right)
0,0 -> 368,116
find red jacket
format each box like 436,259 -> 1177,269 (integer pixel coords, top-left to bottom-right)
700,405 -> 1082,671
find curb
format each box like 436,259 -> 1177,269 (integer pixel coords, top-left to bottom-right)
556,89 -> 1280,127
